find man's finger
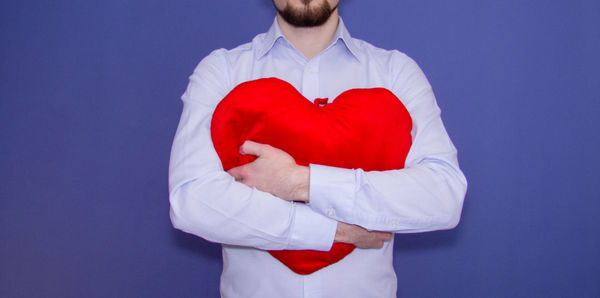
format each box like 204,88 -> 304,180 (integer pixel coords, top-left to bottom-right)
362,231 -> 392,248
372,232 -> 392,242
378,232 -> 393,241
227,165 -> 244,180
239,140 -> 266,156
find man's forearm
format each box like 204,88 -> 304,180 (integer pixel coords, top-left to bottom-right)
170,56 -> 338,252
334,222 -> 392,249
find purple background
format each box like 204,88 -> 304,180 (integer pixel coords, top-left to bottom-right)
1,0 -> 599,297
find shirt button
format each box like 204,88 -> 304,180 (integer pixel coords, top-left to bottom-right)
327,209 -> 335,217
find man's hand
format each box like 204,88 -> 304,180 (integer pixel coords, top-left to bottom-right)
334,222 -> 393,249
227,141 -> 309,202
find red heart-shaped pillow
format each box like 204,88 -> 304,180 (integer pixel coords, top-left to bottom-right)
211,78 -> 412,275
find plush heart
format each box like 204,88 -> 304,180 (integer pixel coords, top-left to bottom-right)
210,77 -> 412,275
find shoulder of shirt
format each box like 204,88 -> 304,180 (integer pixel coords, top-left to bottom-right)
349,36 -> 421,75
199,31 -> 270,65
351,37 -> 414,64
189,35 -> 263,91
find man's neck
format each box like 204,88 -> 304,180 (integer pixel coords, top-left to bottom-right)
276,10 -> 339,60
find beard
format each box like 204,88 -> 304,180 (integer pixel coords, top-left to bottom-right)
275,1 -> 338,27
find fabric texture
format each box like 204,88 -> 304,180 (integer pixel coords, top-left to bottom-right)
169,17 -> 467,298
210,77 -> 413,274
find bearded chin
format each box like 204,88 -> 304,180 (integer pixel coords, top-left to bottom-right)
276,1 -> 337,27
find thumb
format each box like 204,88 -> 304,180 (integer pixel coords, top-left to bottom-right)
227,165 -> 244,180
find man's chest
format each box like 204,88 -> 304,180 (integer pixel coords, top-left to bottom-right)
228,55 -> 394,103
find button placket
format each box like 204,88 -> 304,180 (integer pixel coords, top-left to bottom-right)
301,56 -> 320,101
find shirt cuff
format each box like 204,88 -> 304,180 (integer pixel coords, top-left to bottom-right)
308,164 -> 356,222
287,202 -> 337,251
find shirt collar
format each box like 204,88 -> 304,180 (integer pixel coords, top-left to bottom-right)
255,17 -> 361,62
255,18 -> 285,59
332,18 -> 361,61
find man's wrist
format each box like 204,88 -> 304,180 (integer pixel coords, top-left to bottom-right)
334,221 -> 354,244
334,222 -> 346,243
290,165 -> 310,202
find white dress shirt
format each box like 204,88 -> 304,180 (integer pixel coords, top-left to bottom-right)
169,17 -> 467,298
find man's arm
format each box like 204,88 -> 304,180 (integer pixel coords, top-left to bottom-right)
169,50 -> 390,250
169,51 -> 336,251
308,54 -> 468,232
228,54 -> 467,233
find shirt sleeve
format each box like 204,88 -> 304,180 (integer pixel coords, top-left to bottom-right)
168,50 -> 337,251
308,53 -> 468,232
